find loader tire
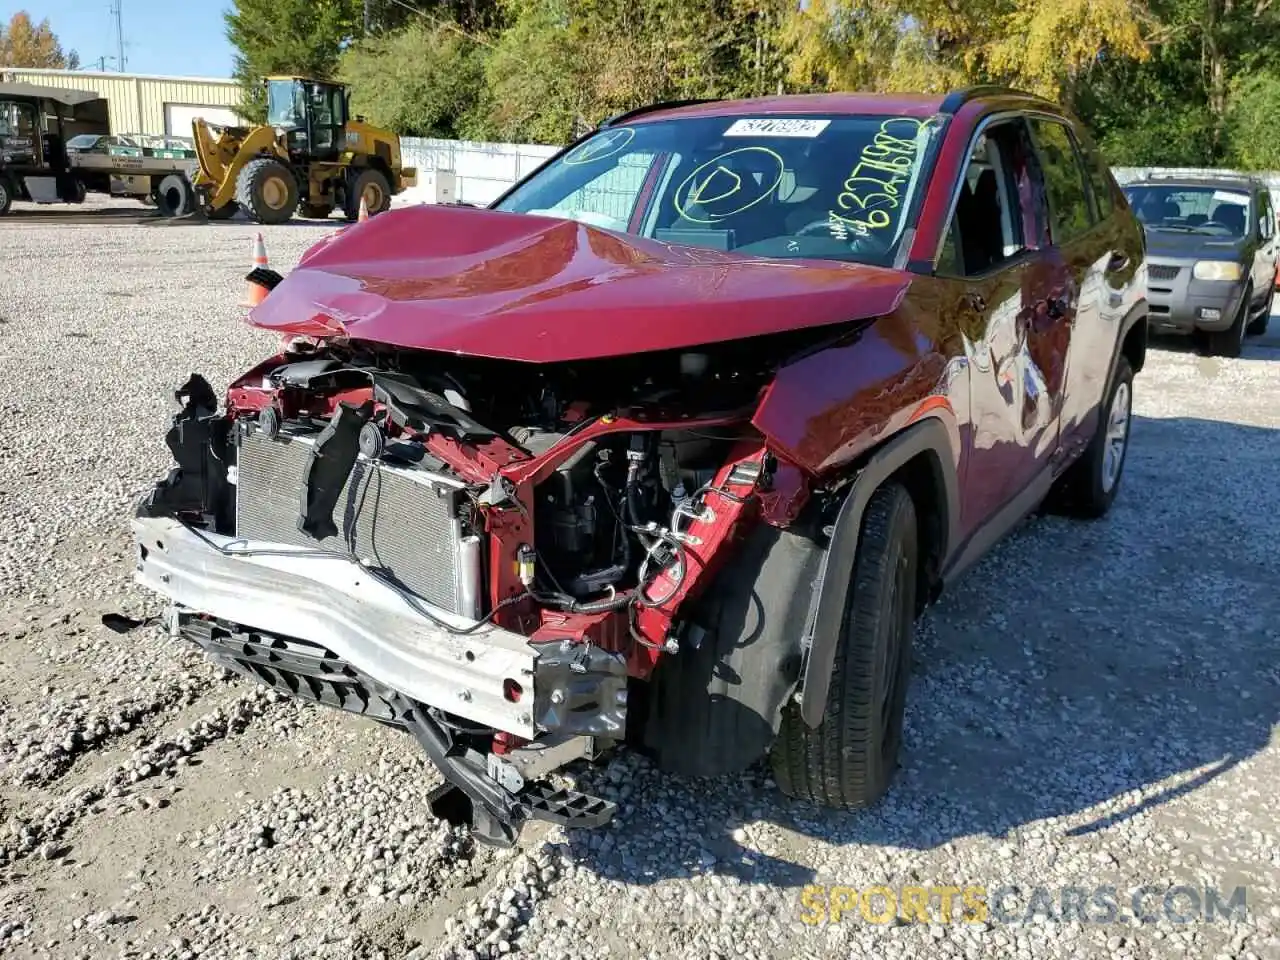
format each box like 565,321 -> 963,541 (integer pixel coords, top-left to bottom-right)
344,168 -> 391,220
235,158 -> 298,225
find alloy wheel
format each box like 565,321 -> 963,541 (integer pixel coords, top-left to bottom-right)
1100,380 -> 1131,494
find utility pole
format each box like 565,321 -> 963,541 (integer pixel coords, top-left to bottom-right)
110,0 -> 127,72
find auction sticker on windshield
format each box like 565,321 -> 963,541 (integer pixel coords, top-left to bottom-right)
1211,190 -> 1249,205
723,118 -> 831,138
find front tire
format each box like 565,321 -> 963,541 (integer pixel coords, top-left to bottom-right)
1207,290 -> 1249,358
770,482 -> 918,810
1246,285 -> 1272,337
235,158 -> 298,225
0,177 -> 12,216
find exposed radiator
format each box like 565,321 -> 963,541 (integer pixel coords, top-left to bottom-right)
233,427 -> 482,618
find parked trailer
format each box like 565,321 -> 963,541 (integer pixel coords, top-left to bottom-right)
64,136 -> 201,215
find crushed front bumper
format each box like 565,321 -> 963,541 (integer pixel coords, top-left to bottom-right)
132,514 -> 624,844
134,515 -> 540,736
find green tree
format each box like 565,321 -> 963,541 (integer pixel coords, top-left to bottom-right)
341,19 -> 490,138
0,11 -> 79,68
225,0 -> 361,121
777,0 -> 1147,104
1074,0 -> 1280,167
1225,70 -> 1280,170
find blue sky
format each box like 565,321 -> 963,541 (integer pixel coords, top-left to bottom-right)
2,0 -> 238,77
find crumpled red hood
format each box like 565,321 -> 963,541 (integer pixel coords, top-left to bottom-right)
248,204 -> 912,362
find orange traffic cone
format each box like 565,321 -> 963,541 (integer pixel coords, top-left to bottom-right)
357,195 -> 370,222
241,233 -> 275,308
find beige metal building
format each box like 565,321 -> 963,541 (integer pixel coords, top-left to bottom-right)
0,68 -> 244,137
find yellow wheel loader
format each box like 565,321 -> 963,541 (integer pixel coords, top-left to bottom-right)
190,76 -> 417,225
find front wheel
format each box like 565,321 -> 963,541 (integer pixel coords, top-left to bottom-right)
771,481 -> 918,809
235,157 -> 298,225
0,177 -> 12,216
1247,285 -> 1273,337
1206,290 -> 1249,358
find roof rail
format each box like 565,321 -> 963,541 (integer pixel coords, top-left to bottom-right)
1137,170 -> 1260,182
600,98 -> 723,127
938,85 -> 1047,114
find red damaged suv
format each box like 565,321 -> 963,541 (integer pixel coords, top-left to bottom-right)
133,87 -> 1148,846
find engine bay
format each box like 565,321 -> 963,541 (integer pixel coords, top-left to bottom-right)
141,334 -> 803,671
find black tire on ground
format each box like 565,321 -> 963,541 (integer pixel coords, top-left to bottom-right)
1246,285 -> 1273,337
154,173 -> 195,218
234,157 -> 298,225
343,168 -> 392,220
0,177 -> 12,216
1045,355 -> 1134,520
1206,288 -> 1249,358
206,201 -> 238,220
298,202 -> 334,220
62,178 -> 87,204
770,482 -> 919,810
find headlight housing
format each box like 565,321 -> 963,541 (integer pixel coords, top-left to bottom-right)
1192,260 -> 1243,282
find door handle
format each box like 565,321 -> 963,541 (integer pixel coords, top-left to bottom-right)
1106,251 -> 1130,272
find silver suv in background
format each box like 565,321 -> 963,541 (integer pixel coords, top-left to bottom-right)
1122,173 -> 1277,357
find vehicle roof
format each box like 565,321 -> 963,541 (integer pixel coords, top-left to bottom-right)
623,93 -> 944,123
611,88 -> 1061,126
264,75 -> 342,85
0,82 -> 104,107
1126,174 -> 1266,192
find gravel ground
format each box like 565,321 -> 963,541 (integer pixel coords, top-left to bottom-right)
1,198 -> 1278,960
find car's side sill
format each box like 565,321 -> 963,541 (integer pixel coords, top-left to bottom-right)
940,463 -> 1055,587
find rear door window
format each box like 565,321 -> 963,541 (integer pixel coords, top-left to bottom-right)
1028,117 -> 1094,244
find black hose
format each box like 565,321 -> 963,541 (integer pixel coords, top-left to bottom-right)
594,461 -> 631,571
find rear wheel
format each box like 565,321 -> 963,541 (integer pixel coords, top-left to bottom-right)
235,158 -> 298,225
770,482 -> 918,810
344,168 -> 391,220
1206,289 -> 1249,358
153,173 -> 194,218
1045,355 -> 1133,519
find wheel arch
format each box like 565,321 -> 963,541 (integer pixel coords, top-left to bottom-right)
796,416 -> 960,729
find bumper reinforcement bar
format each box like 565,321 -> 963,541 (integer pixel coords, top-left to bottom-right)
177,613 -> 616,846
